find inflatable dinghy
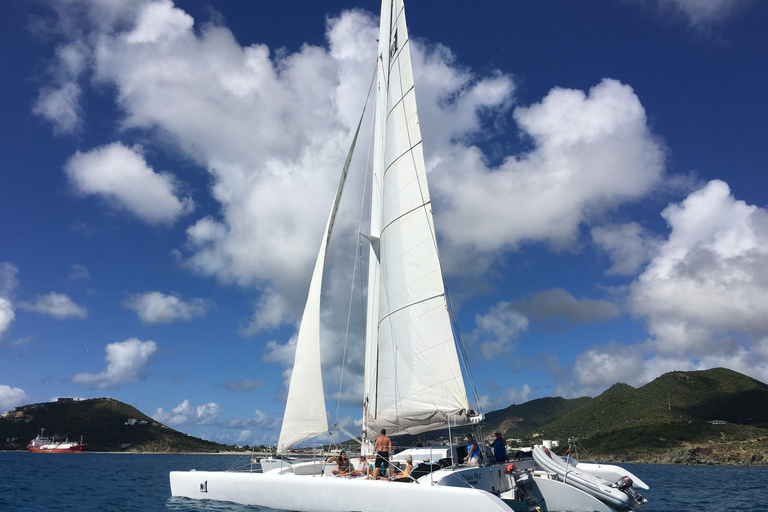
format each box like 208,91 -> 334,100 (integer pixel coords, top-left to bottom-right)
533,446 -> 647,510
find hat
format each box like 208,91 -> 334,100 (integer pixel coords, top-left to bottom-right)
495,431 -> 502,434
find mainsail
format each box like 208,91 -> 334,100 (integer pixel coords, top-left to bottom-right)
363,0 -> 473,438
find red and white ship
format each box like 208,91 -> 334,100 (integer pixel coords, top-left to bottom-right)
27,429 -> 86,453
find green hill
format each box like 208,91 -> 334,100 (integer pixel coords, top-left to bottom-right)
484,396 -> 592,438
529,368 -> 768,464
0,398 -> 238,452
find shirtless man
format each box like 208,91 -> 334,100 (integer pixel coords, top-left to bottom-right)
372,429 -> 392,480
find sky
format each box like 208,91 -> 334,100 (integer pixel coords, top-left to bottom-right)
1,0 -> 766,447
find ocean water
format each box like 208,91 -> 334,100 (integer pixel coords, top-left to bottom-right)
0,452 -> 766,511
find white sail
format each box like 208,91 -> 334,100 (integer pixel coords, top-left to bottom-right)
276,220 -> 330,453
363,0 -> 472,439
277,102 -> 365,453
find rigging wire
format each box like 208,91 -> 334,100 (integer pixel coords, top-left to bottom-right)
333,65 -> 378,437
445,286 -> 484,417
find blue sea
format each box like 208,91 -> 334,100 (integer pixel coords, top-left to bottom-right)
0,452 -> 765,511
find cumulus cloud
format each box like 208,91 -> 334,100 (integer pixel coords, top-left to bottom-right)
152,399 -> 224,426
64,142 -> 195,225
471,289 -> 619,361
17,292 -> 88,320
592,222 -> 662,276
432,79 -> 666,275
0,385 -> 29,412
38,2 -> 677,407
221,409 -> 282,431
568,180 -> 768,395
71,338 -> 158,388
123,291 -> 212,324
630,180 -> 768,355
471,301 -> 530,359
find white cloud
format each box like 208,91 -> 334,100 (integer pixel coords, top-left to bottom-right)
123,291 -> 212,324
152,398 -> 225,426
432,79 -> 666,274
0,385 -> 29,412
71,338 -> 158,388
64,142 -> 195,225
472,301 -> 530,359
125,0 -> 193,44
39,3 -> 678,407
33,83 -> 83,135
17,292 -> 88,320
0,262 -> 19,296
221,409 -> 282,431
573,342 -> 648,396
630,180 -> 768,355
479,383 -> 533,411
568,180 -> 768,395
32,39 -> 90,134
0,298 -> 14,339
592,222 -> 662,276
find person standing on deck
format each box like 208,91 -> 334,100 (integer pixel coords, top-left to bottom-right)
492,431 -> 506,462
373,429 -> 392,480
464,433 -> 479,466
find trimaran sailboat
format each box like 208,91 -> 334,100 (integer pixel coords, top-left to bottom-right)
170,1 -> 649,510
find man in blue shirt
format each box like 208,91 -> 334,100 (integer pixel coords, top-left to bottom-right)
492,431 -> 506,462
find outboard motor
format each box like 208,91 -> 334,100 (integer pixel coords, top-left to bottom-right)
513,470 -> 542,512
614,476 -> 648,509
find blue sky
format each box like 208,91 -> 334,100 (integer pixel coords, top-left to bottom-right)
1,0 -> 766,446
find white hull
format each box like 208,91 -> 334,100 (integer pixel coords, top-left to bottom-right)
170,470 -> 512,512
170,454 -> 619,512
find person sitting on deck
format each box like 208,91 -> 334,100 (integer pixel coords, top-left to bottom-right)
391,454 -> 414,481
332,451 -> 351,476
351,455 -> 367,478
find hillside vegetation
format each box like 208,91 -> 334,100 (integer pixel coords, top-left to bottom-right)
486,368 -> 768,465
0,398 -> 236,452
